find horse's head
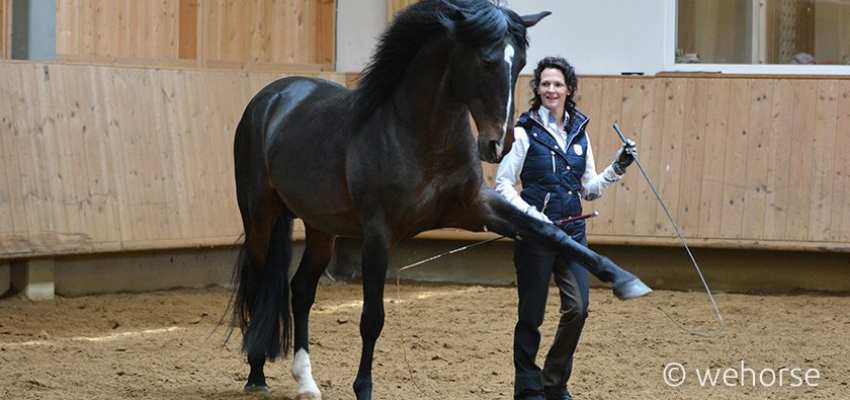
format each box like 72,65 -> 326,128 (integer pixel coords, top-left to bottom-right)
442,4 -> 550,163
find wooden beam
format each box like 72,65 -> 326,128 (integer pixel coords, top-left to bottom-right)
179,0 -> 199,60
0,0 -> 8,59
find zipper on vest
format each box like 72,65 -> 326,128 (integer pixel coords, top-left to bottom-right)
550,151 -> 556,173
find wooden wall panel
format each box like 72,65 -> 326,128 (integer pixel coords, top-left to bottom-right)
632,79 -> 665,237
833,81 -> 850,243
388,0 -> 418,21
613,79 -> 645,235
676,79 -> 707,237
696,79 -> 730,239
0,62 -> 347,257
591,78 -> 625,234
720,79 -> 751,238
810,81 -> 839,241
763,79 -> 795,239
0,0 -> 7,59
741,80 -> 773,240
654,79 -> 687,237
55,0 -> 335,69
57,0 -> 180,59
179,0 -> 199,59
785,80 -> 817,240
573,75 -> 849,252
2,66 -> 850,257
201,0 -> 334,68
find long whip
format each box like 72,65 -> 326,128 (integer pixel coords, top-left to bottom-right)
613,123 -> 724,337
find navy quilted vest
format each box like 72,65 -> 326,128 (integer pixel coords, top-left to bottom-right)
517,109 -> 590,221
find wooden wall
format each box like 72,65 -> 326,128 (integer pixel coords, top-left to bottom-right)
55,0 -> 335,70
1,63 -> 848,258
0,0 -> 7,59
388,0 -> 417,21
0,62 -> 346,258
485,74 -> 850,251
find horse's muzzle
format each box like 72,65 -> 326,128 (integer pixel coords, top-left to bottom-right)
480,139 -> 504,163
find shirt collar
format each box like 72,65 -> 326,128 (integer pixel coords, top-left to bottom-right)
537,108 -> 569,133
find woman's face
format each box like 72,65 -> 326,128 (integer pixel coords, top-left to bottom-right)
538,68 -> 569,115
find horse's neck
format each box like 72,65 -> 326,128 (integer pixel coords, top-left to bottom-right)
390,40 -> 473,151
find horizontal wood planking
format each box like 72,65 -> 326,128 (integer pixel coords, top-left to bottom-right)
55,0 -> 335,69
1,65 -> 849,257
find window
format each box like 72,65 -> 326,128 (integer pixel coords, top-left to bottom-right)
668,0 -> 850,74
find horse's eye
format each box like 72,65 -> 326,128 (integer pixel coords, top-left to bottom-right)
480,59 -> 496,70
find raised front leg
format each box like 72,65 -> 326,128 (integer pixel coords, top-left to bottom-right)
353,232 -> 391,400
457,187 -> 651,300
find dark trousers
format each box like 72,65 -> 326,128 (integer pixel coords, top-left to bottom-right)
513,224 -> 589,400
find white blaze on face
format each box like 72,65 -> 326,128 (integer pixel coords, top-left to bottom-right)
502,44 -> 516,135
292,349 -> 321,398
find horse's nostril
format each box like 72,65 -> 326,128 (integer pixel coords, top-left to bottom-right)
490,140 -> 503,156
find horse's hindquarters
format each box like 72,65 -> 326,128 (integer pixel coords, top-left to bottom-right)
254,78 -> 362,235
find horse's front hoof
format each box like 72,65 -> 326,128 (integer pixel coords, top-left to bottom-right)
295,392 -> 322,400
353,377 -> 372,400
243,383 -> 271,394
614,278 -> 652,300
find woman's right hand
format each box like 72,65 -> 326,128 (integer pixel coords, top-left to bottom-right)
526,206 -> 552,224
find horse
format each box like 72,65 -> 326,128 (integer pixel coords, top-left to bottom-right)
228,1 -> 650,399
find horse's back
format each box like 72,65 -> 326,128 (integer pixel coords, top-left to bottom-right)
235,76 -> 362,235
243,77 -> 349,129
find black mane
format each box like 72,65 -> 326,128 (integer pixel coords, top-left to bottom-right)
351,0 -> 528,128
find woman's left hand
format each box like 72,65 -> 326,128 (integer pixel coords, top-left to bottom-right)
612,140 -> 637,175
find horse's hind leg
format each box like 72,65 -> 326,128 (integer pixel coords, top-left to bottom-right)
234,181 -> 291,393
243,213 -> 293,393
290,225 -> 336,400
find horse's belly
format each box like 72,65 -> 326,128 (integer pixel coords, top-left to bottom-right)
270,167 -> 362,237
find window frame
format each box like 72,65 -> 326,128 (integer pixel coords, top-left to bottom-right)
665,0 -> 850,76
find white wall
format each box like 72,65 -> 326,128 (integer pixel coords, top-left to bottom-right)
506,0 -> 667,75
336,0 -> 388,73
336,0 -> 669,76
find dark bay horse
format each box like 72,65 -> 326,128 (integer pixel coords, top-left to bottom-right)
230,1 -> 650,399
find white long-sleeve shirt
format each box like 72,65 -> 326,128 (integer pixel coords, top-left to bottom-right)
494,108 -> 622,214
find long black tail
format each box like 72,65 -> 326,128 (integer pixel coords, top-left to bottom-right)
230,216 -> 293,361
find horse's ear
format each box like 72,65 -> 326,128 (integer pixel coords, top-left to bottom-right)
439,1 -> 469,34
521,11 -> 551,28
442,1 -> 468,22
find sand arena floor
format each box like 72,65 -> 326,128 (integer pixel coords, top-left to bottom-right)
1,281 -> 849,400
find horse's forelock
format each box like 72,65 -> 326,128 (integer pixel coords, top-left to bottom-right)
450,2 -> 527,50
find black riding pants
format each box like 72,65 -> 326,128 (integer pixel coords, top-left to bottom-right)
513,223 -> 590,400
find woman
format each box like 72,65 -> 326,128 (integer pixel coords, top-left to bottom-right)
494,57 -> 636,400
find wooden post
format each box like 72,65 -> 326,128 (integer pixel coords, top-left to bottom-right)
179,0 -> 199,60
0,0 -> 8,59
11,258 -> 55,300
